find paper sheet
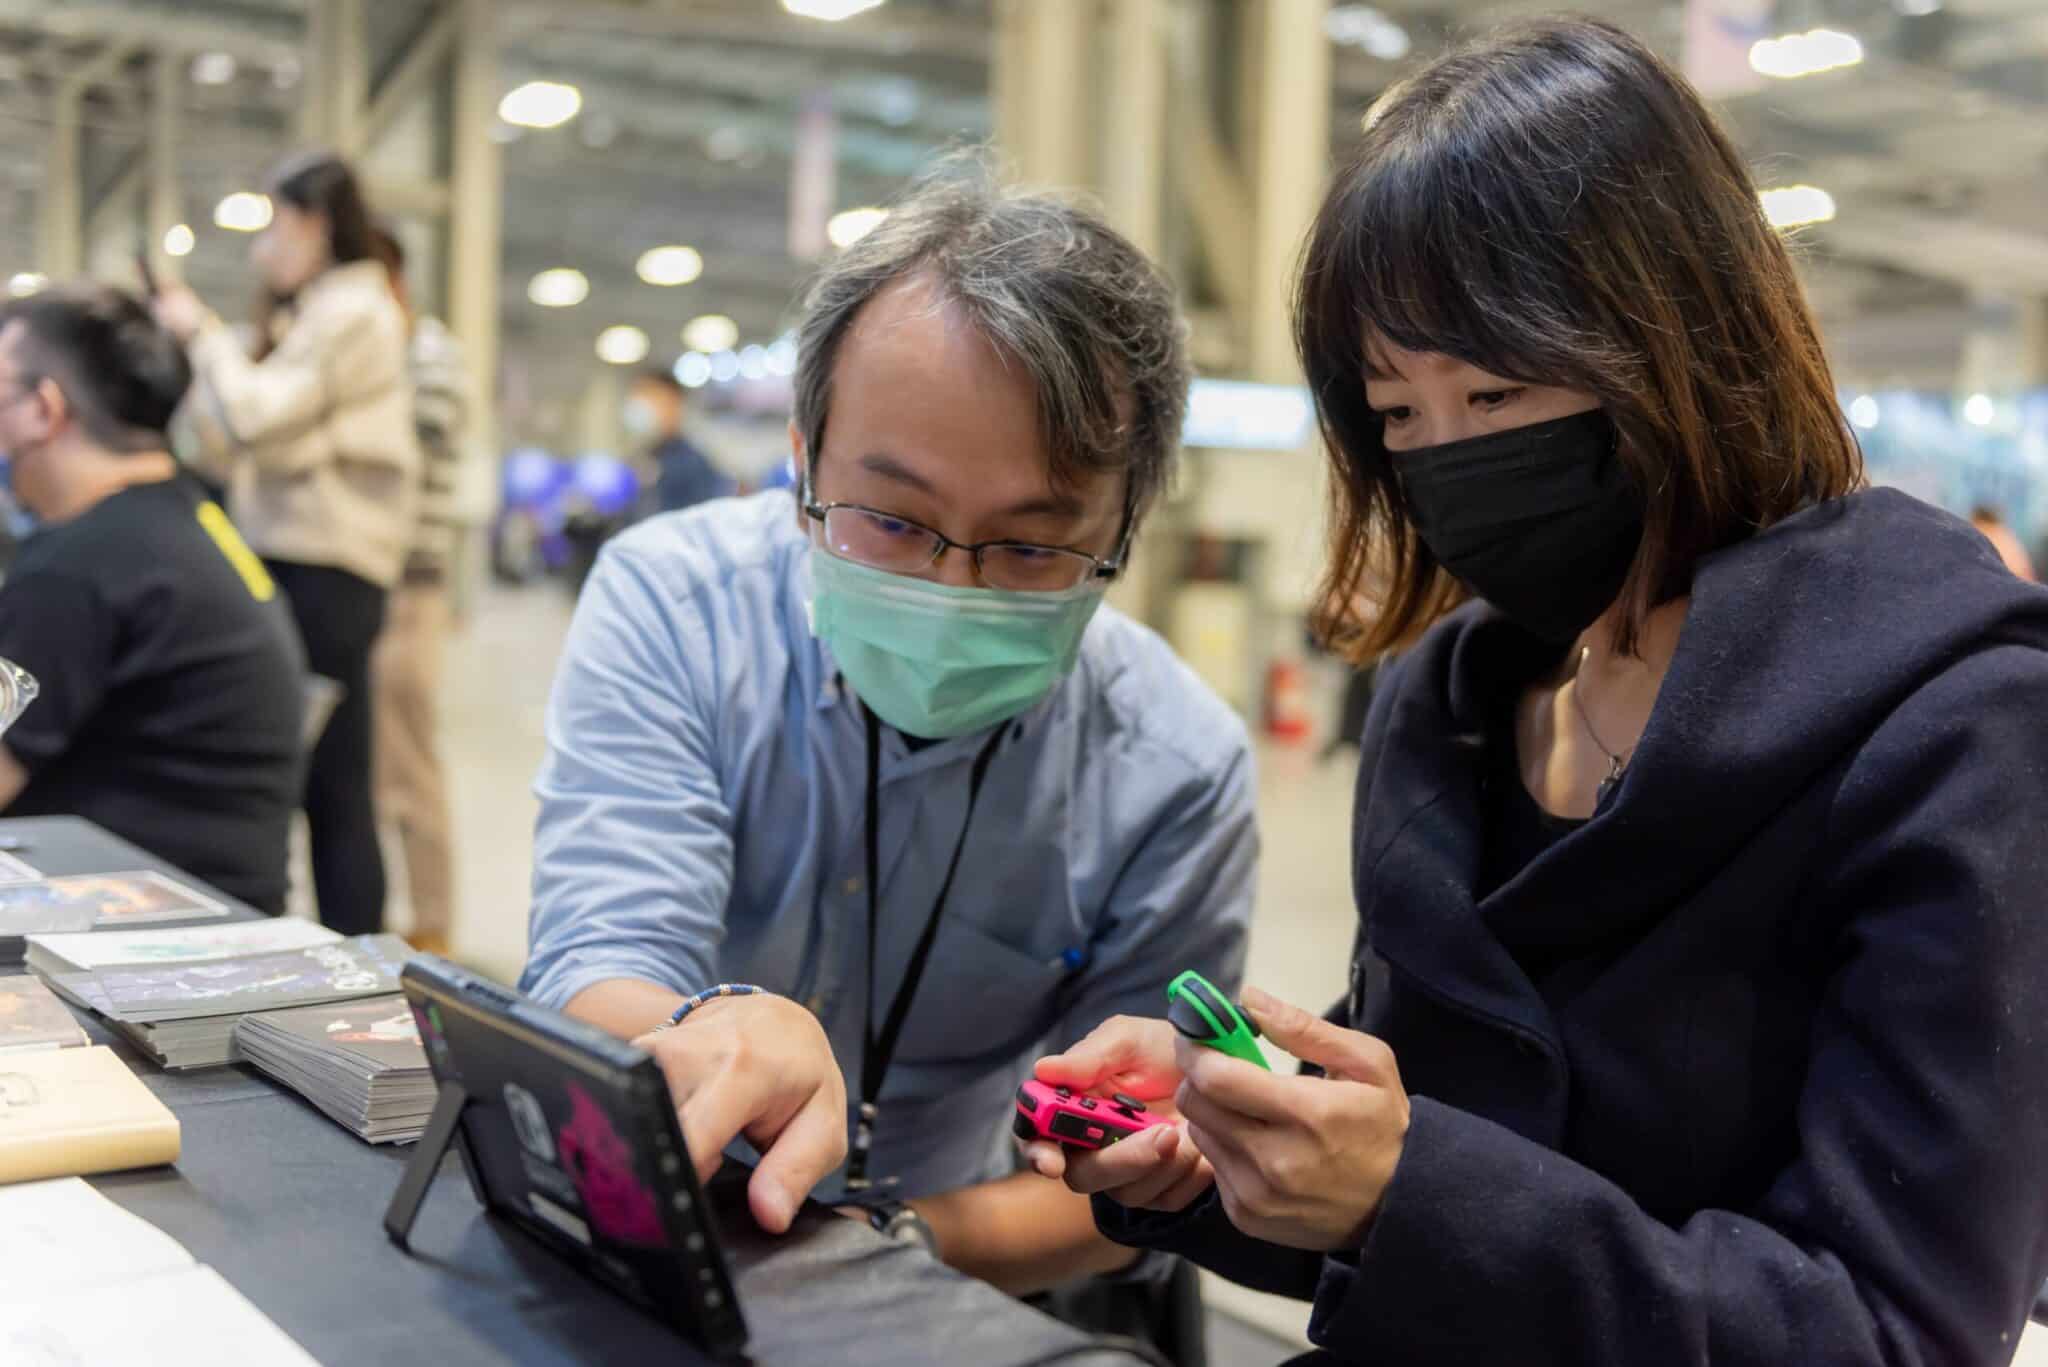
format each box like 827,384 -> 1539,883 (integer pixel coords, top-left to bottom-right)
0,1177 -> 194,1302
0,1263 -> 319,1365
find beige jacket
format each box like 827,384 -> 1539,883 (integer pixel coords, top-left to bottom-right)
182,259 -> 420,589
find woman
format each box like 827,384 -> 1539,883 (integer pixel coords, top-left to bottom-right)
1025,18 -> 2048,1364
156,152 -> 417,935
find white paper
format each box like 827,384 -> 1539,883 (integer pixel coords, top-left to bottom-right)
0,1263 -> 319,1365
0,1178 -> 194,1302
2013,1320 -> 2048,1367
28,917 -> 338,972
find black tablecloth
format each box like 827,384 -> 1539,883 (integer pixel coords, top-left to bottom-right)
3,817 -> 1142,1366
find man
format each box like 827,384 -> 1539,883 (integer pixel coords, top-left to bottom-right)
0,286 -> 304,909
370,227 -> 469,955
522,173 -> 1256,1303
627,369 -> 732,515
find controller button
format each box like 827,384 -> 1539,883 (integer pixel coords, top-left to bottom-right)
1080,1097 -> 1098,1109
1055,1086 -> 1072,1099
1112,1092 -> 1146,1112
1086,1127 -> 1104,1141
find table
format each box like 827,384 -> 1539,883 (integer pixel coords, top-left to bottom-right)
3,816 -> 1143,1366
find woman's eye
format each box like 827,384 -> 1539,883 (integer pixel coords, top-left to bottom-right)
1471,388 -> 1524,411
1376,405 -> 1414,426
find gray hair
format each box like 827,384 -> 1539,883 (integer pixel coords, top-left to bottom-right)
793,161 -> 1191,529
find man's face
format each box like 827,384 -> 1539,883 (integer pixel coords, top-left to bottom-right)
0,322 -> 61,516
800,273 -> 1126,591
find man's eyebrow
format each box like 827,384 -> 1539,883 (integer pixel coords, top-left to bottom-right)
994,491 -> 1086,521
856,452 -> 937,495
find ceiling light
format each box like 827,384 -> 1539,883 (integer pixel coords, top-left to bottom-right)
213,191 -> 273,232
766,336 -> 799,377
596,325 -> 650,366
705,126 -> 747,163
6,272 -> 45,298
1964,393 -> 1996,427
738,344 -> 770,381
636,245 -> 704,287
709,349 -> 741,384
675,352 -> 713,389
1323,6 -> 1411,61
499,80 -> 582,129
190,52 -> 237,87
527,268 -> 590,308
162,223 -> 195,258
1896,0 -> 1942,13
683,314 -> 739,353
1749,28 -> 1864,79
1848,394 -> 1879,430
1759,185 -> 1836,229
827,207 -> 887,250
782,0 -> 888,20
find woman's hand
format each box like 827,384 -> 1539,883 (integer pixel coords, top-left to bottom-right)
1018,1014 -> 1216,1213
1174,987 -> 1410,1252
150,285 -> 208,343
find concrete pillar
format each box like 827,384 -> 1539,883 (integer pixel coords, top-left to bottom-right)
448,0 -> 503,465
39,96 -> 84,279
991,0 -> 1093,188
147,52 -> 184,280
1245,0 -> 1330,383
301,0 -> 368,152
1956,294 -> 2048,396
1101,0 -> 1167,258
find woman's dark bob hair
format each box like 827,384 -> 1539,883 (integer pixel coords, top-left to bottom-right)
1298,15 -> 1863,661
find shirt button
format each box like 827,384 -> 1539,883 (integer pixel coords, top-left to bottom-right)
842,877 -> 862,896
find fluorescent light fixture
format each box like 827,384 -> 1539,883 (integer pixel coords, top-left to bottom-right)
6,272 -> 45,298
766,336 -> 799,378
683,314 -> 740,354
596,325 -> 650,366
1964,393 -> 1996,427
213,191 -> 273,232
1182,380 -> 1315,451
675,351 -> 713,389
499,80 -> 582,129
636,245 -> 704,287
1749,28 -> 1864,79
527,268 -> 590,308
1896,0 -> 1941,13
738,345 -> 770,381
1760,185 -> 1836,229
782,0 -> 888,20
709,349 -> 742,384
162,223 -> 196,258
1847,395 -> 1880,430
1323,5 -> 1411,60
827,207 -> 888,251
190,52 -> 237,86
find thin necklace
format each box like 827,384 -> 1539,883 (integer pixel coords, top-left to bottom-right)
1570,644 -> 1631,803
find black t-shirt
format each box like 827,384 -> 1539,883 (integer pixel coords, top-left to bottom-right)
0,475 -> 305,910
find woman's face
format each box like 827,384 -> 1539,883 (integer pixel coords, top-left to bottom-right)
1363,336 -> 1600,450
250,202 -> 331,295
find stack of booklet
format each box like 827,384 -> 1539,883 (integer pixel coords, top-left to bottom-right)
40,932 -> 414,1070
0,870 -> 234,967
234,995 -> 434,1144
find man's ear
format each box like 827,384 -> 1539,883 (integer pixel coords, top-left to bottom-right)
789,421 -> 809,533
27,378 -> 66,442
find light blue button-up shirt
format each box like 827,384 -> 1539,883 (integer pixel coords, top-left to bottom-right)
522,492 -> 1256,1200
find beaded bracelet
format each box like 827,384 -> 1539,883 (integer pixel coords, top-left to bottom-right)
654,983 -> 765,1032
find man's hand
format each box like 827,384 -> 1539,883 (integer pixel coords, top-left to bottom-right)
631,994 -> 847,1235
1020,1014 -> 1217,1214
1173,987 -> 1409,1252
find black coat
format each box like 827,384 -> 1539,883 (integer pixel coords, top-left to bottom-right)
1099,489 -> 2048,1364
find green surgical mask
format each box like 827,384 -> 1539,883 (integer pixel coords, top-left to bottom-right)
809,546 -> 1105,740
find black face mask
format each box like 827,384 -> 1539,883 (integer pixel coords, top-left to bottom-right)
1392,409 -> 1642,644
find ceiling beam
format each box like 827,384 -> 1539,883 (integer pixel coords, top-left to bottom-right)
503,0 -> 990,68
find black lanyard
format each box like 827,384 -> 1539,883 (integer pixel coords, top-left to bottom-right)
845,706 -> 1007,1191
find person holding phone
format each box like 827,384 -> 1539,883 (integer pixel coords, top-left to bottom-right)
155,152 -> 418,937
1028,18 -> 2048,1364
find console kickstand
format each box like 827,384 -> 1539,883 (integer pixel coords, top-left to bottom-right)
383,1079 -> 470,1252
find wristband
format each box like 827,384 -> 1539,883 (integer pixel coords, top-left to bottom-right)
654,983 -> 765,1032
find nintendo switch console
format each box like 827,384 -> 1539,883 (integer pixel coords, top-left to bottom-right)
384,956 -> 748,1360
1012,1079 -> 1167,1150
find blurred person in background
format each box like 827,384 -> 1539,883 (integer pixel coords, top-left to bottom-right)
1970,504 -> 2035,581
520,169 -> 1254,1351
0,286 -> 303,909
370,225 -> 468,957
628,368 -> 732,516
155,151 -> 418,937
1038,18 -> 2048,1365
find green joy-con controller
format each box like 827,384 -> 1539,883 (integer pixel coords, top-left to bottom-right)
1165,970 -> 1270,1070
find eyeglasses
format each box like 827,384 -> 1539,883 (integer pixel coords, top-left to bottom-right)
802,497 -> 1125,593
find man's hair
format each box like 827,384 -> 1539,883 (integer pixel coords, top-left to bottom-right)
635,368 -> 685,397
0,284 -> 191,450
792,159 -> 1191,525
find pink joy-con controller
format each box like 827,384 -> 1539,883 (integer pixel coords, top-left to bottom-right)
1012,1079 -> 1168,1150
